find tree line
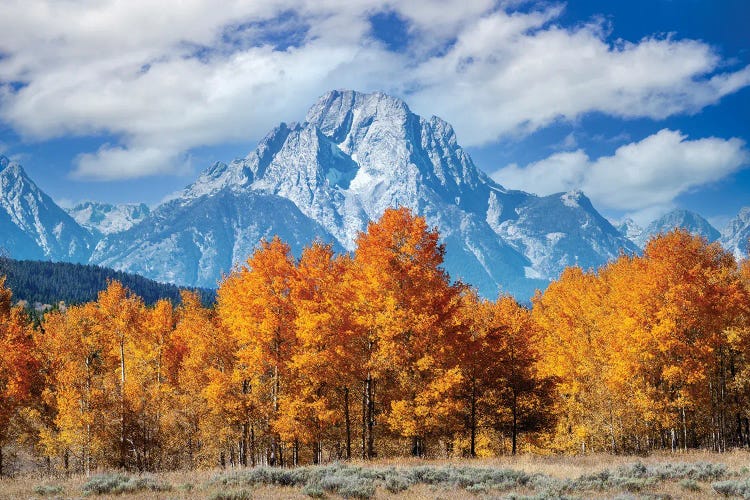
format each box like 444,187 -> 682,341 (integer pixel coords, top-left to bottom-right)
0,256 -> 215,308
1,207 -> 749,474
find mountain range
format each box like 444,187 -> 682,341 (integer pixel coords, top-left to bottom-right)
616,209 -> 721,249
68,201 -> 151,236
1,90 -> 749,299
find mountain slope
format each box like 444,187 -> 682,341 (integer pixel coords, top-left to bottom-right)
0,155 -> 94,262
721,207 -> 750,260
91,188 -> 339,288
635,209 -> 720,248
491,190 -> 633,283
615,218 -> 643,242
93,90 -> 637,298
68,201 -> 150,235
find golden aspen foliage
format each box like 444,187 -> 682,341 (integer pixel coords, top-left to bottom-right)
40,302 -> 119,472
0,276 -> 40,475
169,291 -> 241,467
277,242 -> 356,462
486,296 -> 555,455
350,207 -> 464,457
629,231 -> 749,451
534,266 -> 623,453
217,236 -> 297,465
11,219 -> 750,471
535,230 -> 750,453
131,299 -> 176,470
455,291 -> 554,457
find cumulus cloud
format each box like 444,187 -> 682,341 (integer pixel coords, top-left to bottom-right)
405,10 -> 750,145
492,129 -> 749,220
73,145 -> 190,181
0,1 -> 748,179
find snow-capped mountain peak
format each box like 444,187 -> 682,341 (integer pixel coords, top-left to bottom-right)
103,90 -> 636,298
0,156 -> 93,262
67,201 -> 151,236
614,218 -> 644,242
635,209 -> 720,248
721,206 -> 750,260
0,93 -> 642,299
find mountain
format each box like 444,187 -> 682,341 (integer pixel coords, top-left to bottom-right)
0,257 -> 214,308
68,201 -> 150,235
0,155 -> 94,262
615,218 -> 643,242
635,209 -> 720,248
92,90 -> 638,299
90,187 -> 339,288
721,207 -> 750,260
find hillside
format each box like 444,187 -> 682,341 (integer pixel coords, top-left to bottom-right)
0,257 -> 215,307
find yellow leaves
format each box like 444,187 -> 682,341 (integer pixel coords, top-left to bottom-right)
0,275 -> 39,447
535,229 -> 750,452
218,236 -> 296,373
12,213 -> 750,465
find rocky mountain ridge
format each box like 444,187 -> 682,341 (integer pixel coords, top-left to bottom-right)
2,91 -> 749,298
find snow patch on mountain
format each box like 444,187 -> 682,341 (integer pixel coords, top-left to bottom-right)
614,218 -> 643,243
721,207 -> 750,260
0,155 -> 93,262
635,209 -> 720,248
68,201 -> 151,235
88,91 -> 638,299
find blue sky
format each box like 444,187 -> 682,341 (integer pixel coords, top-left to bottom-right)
0,0 -> 748,229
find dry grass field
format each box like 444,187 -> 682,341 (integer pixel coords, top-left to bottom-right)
3,451 -> 750,499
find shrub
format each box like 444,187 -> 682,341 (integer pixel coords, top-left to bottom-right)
319,474 -> 376,499
616,462 -> 649,479
712,479 -> 750,498
679,479 -> 701,492
81,473 -> 171,495
208,488 -> 253,500
466,483 -> 489,494
405,465 -> 531,490
619,478 -> 650,492
649,462 -> 727,481
302,482 -> 326,498
384,474 -> 412,493
212,466 -> 310,488
178,482 -> 194,492
611,461 -> 727,482
33,484 -> 63,496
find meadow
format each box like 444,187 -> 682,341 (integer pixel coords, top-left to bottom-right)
4,451 -> 750,499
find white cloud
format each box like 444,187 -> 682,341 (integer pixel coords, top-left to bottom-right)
405,11 -> 750,145
492,129 -> 749,221
0,1 -> 748,179
73,145 -> 190,181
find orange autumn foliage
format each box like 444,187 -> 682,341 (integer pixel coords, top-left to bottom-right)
8,215 -> 750,472
0,276 -> 39,474
535,230 -> 750,453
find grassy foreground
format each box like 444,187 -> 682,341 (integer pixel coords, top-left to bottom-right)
4,452 -> 750,499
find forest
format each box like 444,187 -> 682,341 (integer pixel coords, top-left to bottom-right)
2,207 -> 750,476
0,257 -> 215,308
